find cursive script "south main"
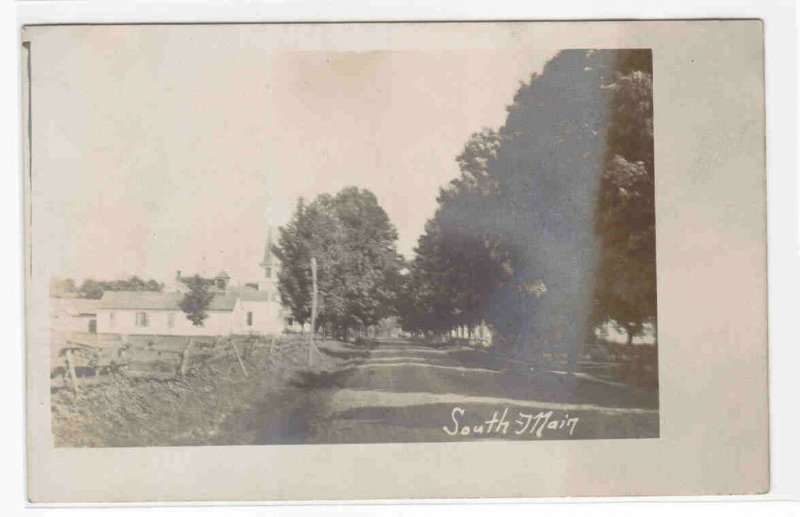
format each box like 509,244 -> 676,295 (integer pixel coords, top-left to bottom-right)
443,407 -> 579,438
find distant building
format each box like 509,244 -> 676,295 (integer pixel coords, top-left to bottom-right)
95,285 -> 284,337
92,228 -> 295,338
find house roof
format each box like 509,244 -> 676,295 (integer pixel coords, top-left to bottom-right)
236,287 -> 272,302
99,291 -> 182,310
98,290 -> 239,311
208,291 -> 240,311
50,297 -> 101,316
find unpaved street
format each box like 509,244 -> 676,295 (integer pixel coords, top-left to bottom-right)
232,339 -> 659,444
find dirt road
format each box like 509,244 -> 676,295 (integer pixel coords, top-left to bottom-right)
229,339 -> 659,444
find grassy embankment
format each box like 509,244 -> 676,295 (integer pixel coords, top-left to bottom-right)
50,336 -> 357,447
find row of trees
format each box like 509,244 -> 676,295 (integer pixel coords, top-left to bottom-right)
272,50 -> 656,359
50,276 -> 164,299
399,49 -> 656,358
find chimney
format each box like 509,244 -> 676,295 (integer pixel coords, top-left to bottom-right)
175,270 -> 181,281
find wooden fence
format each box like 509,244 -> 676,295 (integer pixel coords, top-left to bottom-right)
50,333 -> 286,398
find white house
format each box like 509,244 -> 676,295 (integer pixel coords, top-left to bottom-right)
95,228 -> 294,338
96,289 -> 238,337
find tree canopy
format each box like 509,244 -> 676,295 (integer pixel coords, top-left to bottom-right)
273,50 -> 655,352
179,274 -> 214,327
402,49 -> 656,356
273,187 -> 404,340
76,276 -> 164,299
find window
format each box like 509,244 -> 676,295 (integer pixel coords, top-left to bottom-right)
167,312 -> 175,328
136,312 -> 149,327
109,312 -> 115,328
246,311 -> 253,326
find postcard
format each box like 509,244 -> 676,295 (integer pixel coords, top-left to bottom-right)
23,20 -> 768,502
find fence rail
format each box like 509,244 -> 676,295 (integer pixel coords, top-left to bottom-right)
50,333 -> 288,396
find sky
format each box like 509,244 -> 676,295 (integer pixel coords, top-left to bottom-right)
32,26 -> 555,285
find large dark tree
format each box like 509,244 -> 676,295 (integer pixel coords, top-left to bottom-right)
329,187 -> 404,334
400,130 -> 511,337
593,61 -> 656,345
482,50 -> 625,362
273,187 -> 403,340
403,49 -> 656,363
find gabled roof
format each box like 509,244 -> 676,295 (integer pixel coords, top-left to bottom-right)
236,287 -> 272,302
207,291 -> 240,311
98,290 -> 239,311
99,291 -> 182,310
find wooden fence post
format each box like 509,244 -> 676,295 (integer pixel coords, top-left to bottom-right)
64,348 -> 79,399
179,337 -> 192,377
230,339 -> 249,377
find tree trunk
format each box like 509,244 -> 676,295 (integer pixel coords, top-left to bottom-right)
308,257 -> 318,367
625,323 -> 638,346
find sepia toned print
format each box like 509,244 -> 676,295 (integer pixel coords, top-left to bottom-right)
25,21 -> 769,502
44,42 -> 657,447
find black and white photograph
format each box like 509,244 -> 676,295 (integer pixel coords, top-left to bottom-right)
40,31 -> 658,447
22,20 -> 770,502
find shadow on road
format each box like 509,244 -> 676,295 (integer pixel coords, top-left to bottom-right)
214,339 -> 659,445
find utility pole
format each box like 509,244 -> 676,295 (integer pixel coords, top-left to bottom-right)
308,257 -> 318,367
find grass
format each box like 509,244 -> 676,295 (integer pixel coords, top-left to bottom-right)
50,336 -> 343,447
